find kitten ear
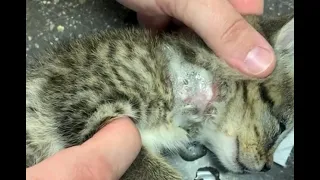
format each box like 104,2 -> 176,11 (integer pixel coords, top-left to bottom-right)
273,17 -> 294,52
267,17 -> 294,81
259,14 -> 294,40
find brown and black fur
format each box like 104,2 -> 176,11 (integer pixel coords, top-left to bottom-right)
26,14 -> 294,179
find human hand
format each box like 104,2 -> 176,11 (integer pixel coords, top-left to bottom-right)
117,0 -> 275,78
26,117 -> 141,180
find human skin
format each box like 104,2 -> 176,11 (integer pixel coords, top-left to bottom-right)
26,117 -> 141,180
117,0 -> 275,78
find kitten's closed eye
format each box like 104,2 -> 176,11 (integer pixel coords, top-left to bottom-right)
279,121 -> 286,133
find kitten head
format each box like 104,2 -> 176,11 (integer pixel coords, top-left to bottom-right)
198,15 -> 294,173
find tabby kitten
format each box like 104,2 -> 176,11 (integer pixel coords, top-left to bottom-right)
26,14 -> 294,179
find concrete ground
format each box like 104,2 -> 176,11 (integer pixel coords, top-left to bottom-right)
26,0 -> 294,179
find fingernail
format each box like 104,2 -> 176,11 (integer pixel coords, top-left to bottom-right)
244,46 -> 273,75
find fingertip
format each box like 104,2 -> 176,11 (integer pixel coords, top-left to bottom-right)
83,117 -> 141,179
92,116 -> 142,155
104,117 -> 141,142
241,46 -> 276,78
256,57 -> 276,78
225,41 -> 276,78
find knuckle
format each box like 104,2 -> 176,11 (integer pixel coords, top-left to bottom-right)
157,0 -> 189,20
75,163 -> 95,179
75,161 -> 107,180
220,18 -> 251,45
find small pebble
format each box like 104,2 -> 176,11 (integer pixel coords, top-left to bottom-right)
57,25 -> 65,32
50,24 -> 55,31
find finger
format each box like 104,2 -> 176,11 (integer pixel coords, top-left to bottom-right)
118,0 -> 263,32
26,117 -> 141,180
118,0 -> 171,31
136,0 -> 263,34
137,13 -> 171,31
82,117 -> 142,180
229,0 -> 264,15
158,0 -> 275,78
116,0 -> 164,15
27,146 -> 99,180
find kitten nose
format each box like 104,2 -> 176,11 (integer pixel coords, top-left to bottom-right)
260,164 -> 271,172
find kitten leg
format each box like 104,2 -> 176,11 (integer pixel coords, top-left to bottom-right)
121,147 -> 182,180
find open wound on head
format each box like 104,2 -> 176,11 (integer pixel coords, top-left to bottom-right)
182,83 -> 218,113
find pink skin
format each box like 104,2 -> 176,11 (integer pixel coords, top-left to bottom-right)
183,84 -> 218,112
209,84 -> 219,105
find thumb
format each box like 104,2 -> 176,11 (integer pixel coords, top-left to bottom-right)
160,0 -> 275,78
118,0 -> 276,78
81,117 -> 142,180
26,117 -> 141,180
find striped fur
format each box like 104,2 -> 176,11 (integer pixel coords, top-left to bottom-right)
26,15 -> 294,179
